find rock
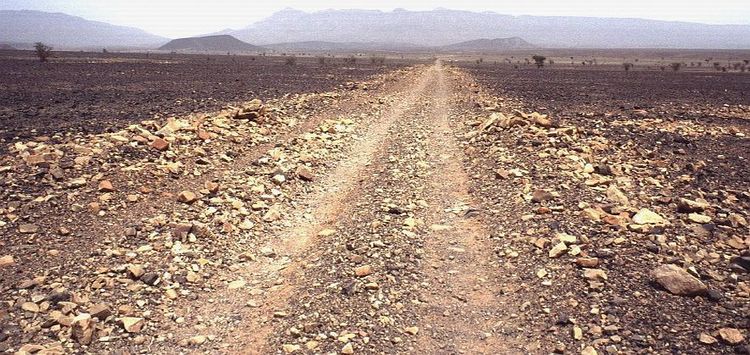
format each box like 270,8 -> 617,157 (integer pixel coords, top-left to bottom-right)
341,342 -> 354,354
127,264 -> 145,279
205,181 -> 220,194
355,265 -> 373,277
549,242 -> 568,258
98,180 -> 115,192
719,328 -> 744,344
583,269 -> 608,281
404,326 -> 419,335
317,229 -> 336,237
140,272 -> 160,286
272,174 -> 286,185
228,280 -> 246,289
259,247 -> 276,257
572,326 -> 583,340
651,264 -> 707,296
531,189 -> 554,203
576,257 -> 600,268
581,346 -> 598,355
0,255 -> 14,267
676,198 -> 709,213
632,208 -> 667,224
21,301 -> 40,313
189,335 -> 207,345
89,304 -> 112,320
699,333 -> 718,344
283,344 -> 301,353
18,223 -> 39,234
606,185 -> 629,206
688,213 -> 712,224
177,191 -> 198,204
151,138 -> 170,151
262,206 -> 282,222
72,313 -> 94,345
296,166 -> 315,181
121,317 -> 145,333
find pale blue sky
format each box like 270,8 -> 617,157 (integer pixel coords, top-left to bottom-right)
2,0 -> 748,38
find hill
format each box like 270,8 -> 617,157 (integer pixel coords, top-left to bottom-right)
229,8 -> 750,49
159,35 -> 263,52
0,10 -> 166,49
0,44 -> 16,50
440,37 -> 535,52
263,41 -> 423,53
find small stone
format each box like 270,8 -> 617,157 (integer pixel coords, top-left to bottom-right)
719,328 -> 744,344
318,229 -> 336,237
651,264 -> 707,296
127,264 -> 145,279
404,326 -> 419,335
272,174 -> 286,185
549,242 -> 568,258
189,335 -> 207,345
677,198 -> 709,213
296,166 -> 315,181
632,208 -> 666,224
140,272 -> 160,286
688,213 -> 712,224
89,304 -> 111,320
165,289 -> 178,300
531,189 -> 554,203
573,326 -> 583,340
228,280 -> 246,289
22,301 -> 40,313
151,138 -> 169,151
699,333 -> 717,344
341,342 -> 354,354
355,265 -> 373,277
0,255 -> 14,267
576,257 -> 600,268
583,269 -> 608,281
121,317 -> 145,333
177,191 -> 198,204
283,344 -> 301,353
98,180 -> 115,192
581,346 -> 598,355
259,247 -> 276,257
19,223 -> 39,234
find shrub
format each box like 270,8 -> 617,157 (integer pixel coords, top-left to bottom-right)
370,56 -> 385,65
317,56 -> 326,65
285,56 -> 297,66
670,62 -> 682,71
532,55 -> 546,68
343,55 -> 357,65
34,42 -> 53,62
622,62 -> 634,71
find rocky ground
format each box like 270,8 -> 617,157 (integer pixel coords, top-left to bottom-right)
0,60 -> 749,354
0,51 -> 411,145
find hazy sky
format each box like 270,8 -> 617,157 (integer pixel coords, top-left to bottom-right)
2,0 -> 748,38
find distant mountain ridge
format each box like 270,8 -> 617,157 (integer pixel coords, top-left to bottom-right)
228,8 -> 750,49
159,35 -> 263,52
0,10 -> 166,49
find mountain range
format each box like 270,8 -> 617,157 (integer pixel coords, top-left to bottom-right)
0,10 -> 166,49
2,8 -> 750,50
226,8 -> 750,49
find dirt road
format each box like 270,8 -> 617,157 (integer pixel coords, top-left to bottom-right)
2,60 -> 748,354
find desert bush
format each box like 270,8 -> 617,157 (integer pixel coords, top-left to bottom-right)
713,62 -> 721,71
622,62 -> 634,71
370,56 -> 386,65
317,56 -> 326,65
532,55 -> 546,68
670,62 -> 682,71
34,42 -> 53,62
285,56 -> 297,66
